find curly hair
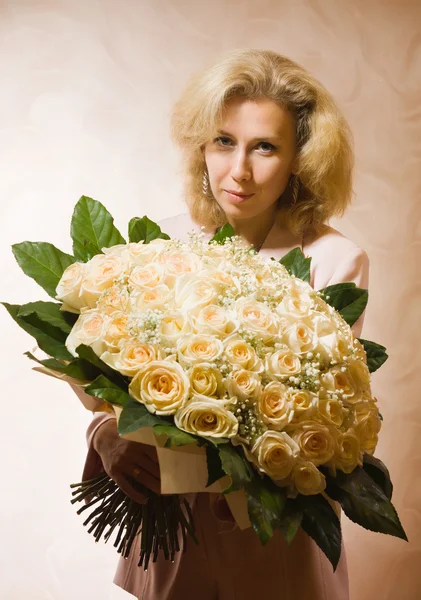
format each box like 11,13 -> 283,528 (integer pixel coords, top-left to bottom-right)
170,48 -> 354,237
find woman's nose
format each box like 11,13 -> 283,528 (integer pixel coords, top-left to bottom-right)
231,149 -> 252,181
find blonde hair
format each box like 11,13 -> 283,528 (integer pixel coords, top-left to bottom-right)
170,49 -> 354,237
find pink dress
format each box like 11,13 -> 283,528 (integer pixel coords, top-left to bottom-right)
78,213 -> 370,599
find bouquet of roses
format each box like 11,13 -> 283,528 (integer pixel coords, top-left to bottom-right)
3,195 -> 407,571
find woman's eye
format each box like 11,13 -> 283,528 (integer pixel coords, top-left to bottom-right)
258,142 -> 276,153
214,137 -> 276,153
215,136 -> 232,147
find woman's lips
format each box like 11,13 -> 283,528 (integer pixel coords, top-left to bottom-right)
224,190 -> 255,203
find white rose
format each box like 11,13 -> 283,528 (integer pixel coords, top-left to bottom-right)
104,239 -> 168,266
101,340 -> 162,377
101,311 -> 131,352
79,254 -> 128,308
291,460 -> 326,495
225,368 -> 262,401
158,311 -> 192,348
56,261 -> 87,313
158,250 -> 202,286
174,275 -> 220,312
187,363 -> 225,398
176,334 -> 223,367
235,298 -> 279,343
223,336 -> 263,372
130,284 -> 173,313
258,382 -> 291,430
251,430 -> 300,480
190,304 -> 239,338
175,395 -> 238,438
291,421 -> 336,465
129,360 -> 190,415
265,348 -> 301,380
66,310 -> 109,357
96,283 -> 130,315
128,263 -> 166,289
276,281 -> 313,320
282,321 -> 317,356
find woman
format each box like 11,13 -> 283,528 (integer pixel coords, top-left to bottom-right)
78,49 -> 369,599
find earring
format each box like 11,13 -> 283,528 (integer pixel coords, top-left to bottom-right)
291,175 -> 300,205
202,169 -> 210,198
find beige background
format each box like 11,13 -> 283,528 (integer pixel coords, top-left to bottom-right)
1,0 -> 420,598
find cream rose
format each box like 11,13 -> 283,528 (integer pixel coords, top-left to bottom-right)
158,250 -> 202,286
291,460 -> 326,495
129,360 -> 190,415
103,239 -> 168,266
174,395 -> 238,438
66,310 -> 109,356
276,282 -> 313,320
251,430 -> 300,480
128,263 -> 166,289
350,401 -> 381,455
79,254 -> 128,308
130,284 -> 173,313
56,261 -> 87,313
348,358 -> 371,390
101,340 -> 162,376
188,363 -> 225,398
258,382 -> 291,430
235,298 -> 279,343
158,312 -> 192,348
282,321 -> 317,356
321,365 -> 363,405
223,336 -> 263,372
176,334 -> 223,367
332,429 -> 362,474
96,283 -> 130,315
225,368 -> 262,401
316,395 -> 346,428
190,304 -> 238,338
291,421 -> 335,465
265,348 -> 301,380
174,275 -> 220,312
287,389 -> 319,424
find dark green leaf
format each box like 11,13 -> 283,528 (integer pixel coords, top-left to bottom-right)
11,241 -> 75,298
128,216 -> 170,243
357,339 -> 388,373
71,196 -> 126,261
245,475 -> 287,545
362,454 -> 393,501
210,223 -> 235,245
153,423 -> 198,448
84,375 -> 132,407
118,398 -> 163,435
277,498 -> 303,546
18,301 -> 76,334
298,493 -> 342,571
318,283 -> 368,327
218,444 -> 252,493
325,467 -> 407,542
75,344 -> 128,389
279,247 -> 311,284
2,302 -> 73,360
25,351 -> 101,382
205,444 -> 225,487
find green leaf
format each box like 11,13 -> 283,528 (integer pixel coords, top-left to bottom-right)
74,344 -> 128,389
18,301 -> 77,334
279,247 -> 311,284
128,216 -> 170,243
117,398 -> 163,435
12,241 -> 75,298
152,423 -> 198,448
210,223 -> 235,245
71,196 -> 126,261
245,475 -> 287,545
84,375 -> 132,407
297,493 -> 342,571
325,467 -> 407,542
277,498 -> 303,546
362,454 -> 393,501
318,283 -> 368,327
2,302 -> 73,361
25,351 -> 101,382
218,444 -> 252,493
357,339 -> 388,373
205,444 -> 226,487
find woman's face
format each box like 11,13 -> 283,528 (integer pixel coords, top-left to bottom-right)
203,96 -> 297,222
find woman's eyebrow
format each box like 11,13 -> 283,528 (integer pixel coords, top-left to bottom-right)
216,129 -> 281,142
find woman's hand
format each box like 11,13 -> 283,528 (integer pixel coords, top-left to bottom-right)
93,418 -> 161,504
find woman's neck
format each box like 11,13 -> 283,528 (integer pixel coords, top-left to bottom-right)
224,205 -> 278,250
